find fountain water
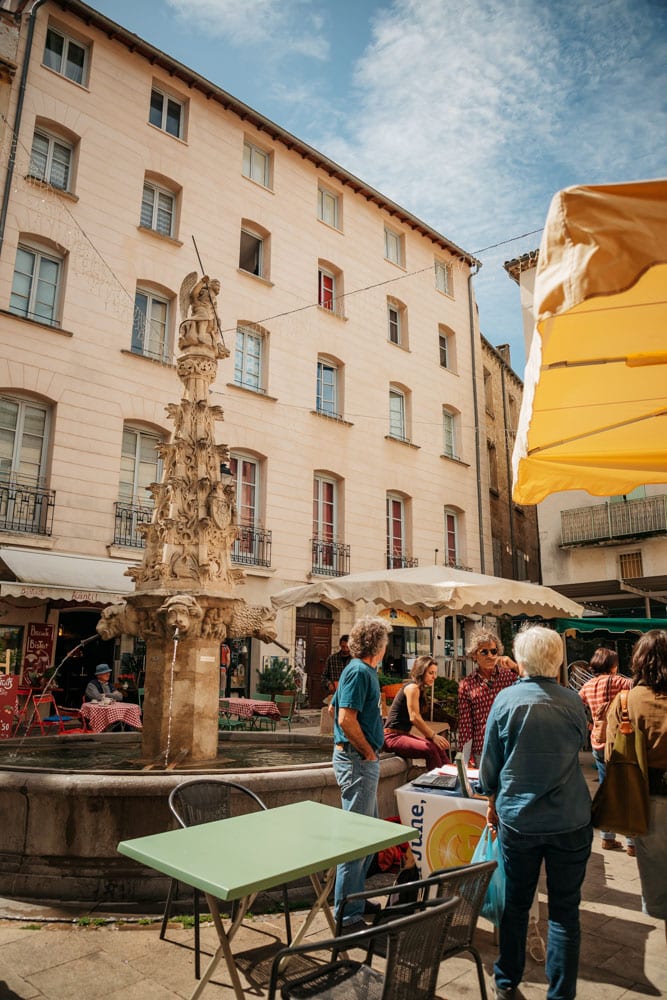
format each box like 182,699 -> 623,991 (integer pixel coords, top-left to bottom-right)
0,274 -> 411,903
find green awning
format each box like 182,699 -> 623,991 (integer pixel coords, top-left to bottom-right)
555,617 -> 667,635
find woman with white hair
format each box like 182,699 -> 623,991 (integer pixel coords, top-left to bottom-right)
479,625 -> 592,1000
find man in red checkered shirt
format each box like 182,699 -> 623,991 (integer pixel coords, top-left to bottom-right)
457,629 -> 518,766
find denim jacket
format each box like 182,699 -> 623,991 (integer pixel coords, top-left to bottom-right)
479,676 -> 591,835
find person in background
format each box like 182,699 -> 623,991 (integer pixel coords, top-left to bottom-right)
457,628 -> 518,766
383,655 -> 450,770
323,634 -> 351,696
479,625 -> 592,1000
578,647 -> 634,855
332,617 -> 390,931
85,664 -> 123,703
606,629 -> 667,945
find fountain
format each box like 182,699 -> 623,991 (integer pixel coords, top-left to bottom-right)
0,274 -> 411,904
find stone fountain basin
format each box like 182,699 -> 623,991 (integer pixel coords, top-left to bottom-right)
0,732 -> 412,904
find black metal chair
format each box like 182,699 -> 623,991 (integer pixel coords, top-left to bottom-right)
268,895 -> 460,1000
337,860 -> 497,1000
159,778 -> 292,979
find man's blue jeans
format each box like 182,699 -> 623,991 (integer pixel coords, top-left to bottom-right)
496,822 -> 593,1000
332,745 -> 380,925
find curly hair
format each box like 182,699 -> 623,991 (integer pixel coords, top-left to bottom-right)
465,628 -> 504,658
589,647 -> 619,675
410,655 -> 437,685
348,616 -> 391,659
631,629 -> 667,693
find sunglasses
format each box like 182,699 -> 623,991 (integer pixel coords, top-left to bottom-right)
478,648 -> 498,656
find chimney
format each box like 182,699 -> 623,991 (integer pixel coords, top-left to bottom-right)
496,344 -> 511,366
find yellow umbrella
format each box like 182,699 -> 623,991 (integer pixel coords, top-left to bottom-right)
512,178 -> 667,505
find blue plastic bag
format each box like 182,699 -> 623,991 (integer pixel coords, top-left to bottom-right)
470,825 -> 505,926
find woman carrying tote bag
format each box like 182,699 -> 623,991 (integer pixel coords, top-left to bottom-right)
606,630 -> 667,943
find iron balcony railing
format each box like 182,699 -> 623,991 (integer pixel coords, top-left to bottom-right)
311,538 -> 350,577
386,550 -> 419,569
231,526 -> 272,567
113,500 -> 153,548
561,495 -> 667,546
0,479 -> 55,535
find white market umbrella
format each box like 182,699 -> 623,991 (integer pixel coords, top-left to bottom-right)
271,564 -> 583,619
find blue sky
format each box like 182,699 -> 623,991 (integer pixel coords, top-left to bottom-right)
93,0 -> 666,375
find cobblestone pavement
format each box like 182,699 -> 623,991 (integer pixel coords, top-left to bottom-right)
0,750 -> 664,999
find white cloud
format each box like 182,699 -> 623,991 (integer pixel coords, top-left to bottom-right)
310,0 -> 666,364
164,0 -> 329,60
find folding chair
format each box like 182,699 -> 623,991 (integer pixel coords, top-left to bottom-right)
160,778 -> 292,979
218,699 -> 246,731
24,693 -> 86,735
269,895 -> 461,1000
338,860 -> 497,1000
274,694 -> 295,732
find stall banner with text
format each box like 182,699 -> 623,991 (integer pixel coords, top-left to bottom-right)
398,789 -> 486,876
0,674 -> 19,738
22,623 -> 55,679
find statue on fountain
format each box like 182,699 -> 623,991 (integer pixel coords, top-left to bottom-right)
98,272 -> 283,763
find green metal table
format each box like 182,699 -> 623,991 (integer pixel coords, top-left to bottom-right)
118,799 -> 417,999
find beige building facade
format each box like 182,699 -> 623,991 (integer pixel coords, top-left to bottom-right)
0,0 -> 495,704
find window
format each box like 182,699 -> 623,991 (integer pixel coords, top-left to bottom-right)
516,548 -> 529,581
239,227 -> 264,278
119,426 -> 161,504
438,326 -> 456,370
444,508 -> 459,567
313,475 -> 337,543
318,267 -> 335,311
43,26 -> 88,85
316,359 -> 339,418
132,289 -> 170,361
492,536 -> 503,577
234,325 -> 264,392
140,182 -> 175,237
484,368 -> 494,414
230,454 -> 260,529
384,226 -> 403,266
442,408 -> 459,460
487,441 -> 499,491
149,87 -> 184,138
0,396 -> 50,486
29,129 -> 72,191
318,187 -> 339,228
610,485 -> 646,502
619,551 -> 643,579
389,388 -> 406,441
9,243 -> 62,326
387,298 -> 407,347
386,494 -> 411,568
243,140 -> 271,188
435,260 -> 453,296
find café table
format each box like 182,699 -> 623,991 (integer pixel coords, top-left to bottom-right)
80,701 -> 143,733
118,799 -> 417,999
219,697 -> 281,726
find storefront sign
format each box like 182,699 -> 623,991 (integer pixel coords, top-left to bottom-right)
0,674 -> 18,739
395,783 -> 486,876
22,623 -> 55,682
378,608 -> 419,627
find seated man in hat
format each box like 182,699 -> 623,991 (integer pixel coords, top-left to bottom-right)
85,664 -> 124,703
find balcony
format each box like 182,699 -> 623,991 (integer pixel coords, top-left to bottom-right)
113,500 -> 153,548
561,495 -> 667,546
0,479 -> 55,536
386,550 -> 419,569
232,526 -> 272,568
311,538 -> 350,577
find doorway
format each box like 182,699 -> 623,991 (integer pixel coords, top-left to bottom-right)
295,603 -> 333,708
55,609 -> 115,706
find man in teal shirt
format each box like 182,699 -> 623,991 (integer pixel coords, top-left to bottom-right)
332,616 -> 390,929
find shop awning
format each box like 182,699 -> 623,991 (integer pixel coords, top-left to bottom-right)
554,617 -> 667,635
0,546 -> 137,605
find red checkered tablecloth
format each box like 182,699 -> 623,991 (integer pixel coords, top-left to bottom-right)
220,698 -> 281,722
80,702 -> 143,733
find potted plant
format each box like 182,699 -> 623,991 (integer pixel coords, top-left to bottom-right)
257,659 -> 296,715
377,671 -> 404,703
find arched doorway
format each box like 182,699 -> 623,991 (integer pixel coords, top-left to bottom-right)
295,603 -> 332,708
